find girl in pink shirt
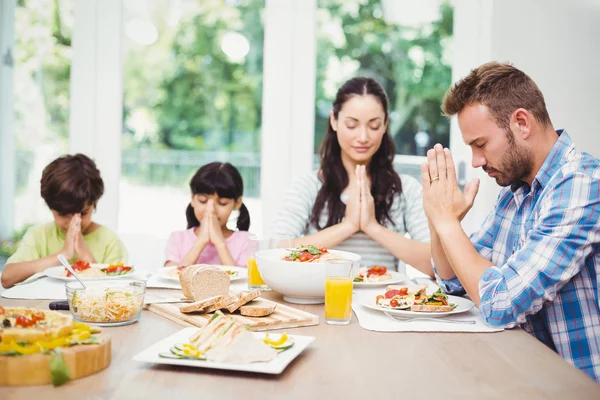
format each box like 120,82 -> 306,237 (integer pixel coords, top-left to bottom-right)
165,162 -> 251,268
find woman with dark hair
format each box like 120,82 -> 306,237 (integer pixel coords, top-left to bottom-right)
271,77 -> 432,275
164,162 -> 252,267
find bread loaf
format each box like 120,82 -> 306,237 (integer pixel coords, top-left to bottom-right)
179,265 -> 230,301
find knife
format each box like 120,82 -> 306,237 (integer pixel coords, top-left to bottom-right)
144,298 -> 193,305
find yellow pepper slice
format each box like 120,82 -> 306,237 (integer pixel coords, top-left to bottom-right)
0,342 -> 13,352
263,333 -> 288,347
70,330 -> 91,342
38,337 -> 67,350
72,321 -> 91,331
9,340 -> 42,355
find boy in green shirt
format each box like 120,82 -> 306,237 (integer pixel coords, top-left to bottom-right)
1,154 -> 127,288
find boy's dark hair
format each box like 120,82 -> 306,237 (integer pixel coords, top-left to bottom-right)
186,162 -> 250,231
40,154 -> 104,215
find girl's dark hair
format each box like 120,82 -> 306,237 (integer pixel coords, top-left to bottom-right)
310,77 -> 402,230
40,153 -> 104,215
185,162 -> 250,231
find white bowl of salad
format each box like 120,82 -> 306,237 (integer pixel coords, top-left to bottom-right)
255,245 -> 361,304
65,280 -> 146,326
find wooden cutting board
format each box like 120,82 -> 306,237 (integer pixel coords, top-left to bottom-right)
145,299 -> 319,331
0,335 -> 111,386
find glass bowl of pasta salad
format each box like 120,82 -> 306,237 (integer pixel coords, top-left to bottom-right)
65,280 -> 146,326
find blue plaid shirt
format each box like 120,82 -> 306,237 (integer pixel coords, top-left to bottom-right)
434,130 -> 600,382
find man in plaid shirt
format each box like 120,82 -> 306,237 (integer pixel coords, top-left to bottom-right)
422,62 -> 600,382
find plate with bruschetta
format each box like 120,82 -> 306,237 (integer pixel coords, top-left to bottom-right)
361,284 -> 475,318
352,265 -> 407,287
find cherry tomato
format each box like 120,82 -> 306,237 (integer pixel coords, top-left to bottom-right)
30,311 -> 45,322
398,287 -> 408,296
319,248 -> 328,253
390,299 -> 399,308
15,315 -> 36,328
73,260 -> 91,271
298,252 -> 315,262
367,266 -> 387,276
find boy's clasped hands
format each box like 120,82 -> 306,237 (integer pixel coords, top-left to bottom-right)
61,213 -> 95,262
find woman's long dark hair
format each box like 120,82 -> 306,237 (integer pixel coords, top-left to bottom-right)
185,162 -> 250,231
310,77 -> 402,230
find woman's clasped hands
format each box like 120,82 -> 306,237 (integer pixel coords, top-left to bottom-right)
344,165 -> 378,236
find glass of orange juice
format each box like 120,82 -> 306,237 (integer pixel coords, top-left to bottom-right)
325,262 -> 354,325
247,235 -> 270,290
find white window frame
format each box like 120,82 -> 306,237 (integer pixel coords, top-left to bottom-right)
260,0 -> 317,234
0,0 -> 15,240
69,0 -> 123,232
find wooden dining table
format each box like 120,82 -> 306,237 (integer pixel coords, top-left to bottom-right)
1,288 -> 599,400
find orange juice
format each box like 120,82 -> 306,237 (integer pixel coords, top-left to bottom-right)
247,256 -> 265,286
325,277 -> 353,321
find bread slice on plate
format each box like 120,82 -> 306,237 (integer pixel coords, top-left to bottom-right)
410,304 -> 455,312
178,295 -> 224,313
204,294 -> 237,313
239,300 -> 277,317
224,290 -> 261,313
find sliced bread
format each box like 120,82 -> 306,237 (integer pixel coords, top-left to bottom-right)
204,294 -> 237,313
239,300 -> 277,317
224,290 -> 261,313
179,295 -> 224,313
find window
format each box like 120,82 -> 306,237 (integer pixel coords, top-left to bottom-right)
120,0 -> 264,238
315,0 -> 453,179
13,0 -> 73,230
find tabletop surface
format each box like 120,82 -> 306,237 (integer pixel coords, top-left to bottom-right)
1,289 -> 599,400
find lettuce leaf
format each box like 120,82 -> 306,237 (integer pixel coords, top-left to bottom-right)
50,349 -> 71,386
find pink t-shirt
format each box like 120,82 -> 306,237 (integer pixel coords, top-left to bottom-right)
165,228 -> 251,267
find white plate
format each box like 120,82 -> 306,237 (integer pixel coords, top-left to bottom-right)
157,265 -> 247,283
133,327 -> 315,375
362,294 -> 475,318
353,271 -> 408,288
43,264 -> 136,281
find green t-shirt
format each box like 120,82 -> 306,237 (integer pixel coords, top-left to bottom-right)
6,222 -> 128,265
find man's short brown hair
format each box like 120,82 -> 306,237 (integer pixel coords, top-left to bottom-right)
442,62 -> 551,132
40,154 -> 104,215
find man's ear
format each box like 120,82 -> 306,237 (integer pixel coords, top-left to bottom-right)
511,108 -> 532,140
329,111 -> 338,132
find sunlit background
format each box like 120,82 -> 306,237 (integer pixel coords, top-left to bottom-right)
2,0 -> 599,268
